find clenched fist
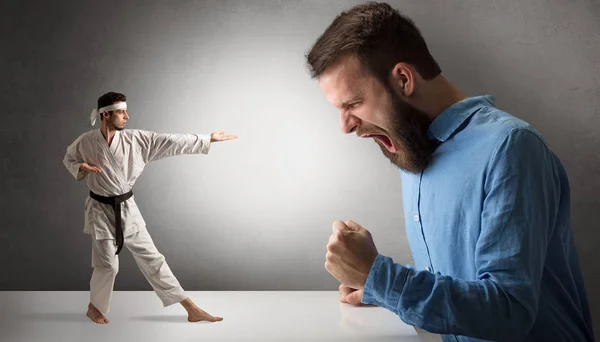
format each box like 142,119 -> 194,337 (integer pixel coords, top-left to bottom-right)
339,284 -> 366,306
325,220 -> 378,290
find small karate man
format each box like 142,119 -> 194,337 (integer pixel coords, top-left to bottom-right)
63,91 -> 237,324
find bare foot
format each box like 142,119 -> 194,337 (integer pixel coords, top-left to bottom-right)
180,297 -> 223,322
86,303 -> 110,324
187,307 -> 223,322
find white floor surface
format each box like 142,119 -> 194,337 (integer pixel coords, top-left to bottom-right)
0,291 -> 440,342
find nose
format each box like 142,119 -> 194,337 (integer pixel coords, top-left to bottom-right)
340,111 -> 360,134
124,111 -> 129,119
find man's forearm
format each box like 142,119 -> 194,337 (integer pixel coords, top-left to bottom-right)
362,254 -> 536,341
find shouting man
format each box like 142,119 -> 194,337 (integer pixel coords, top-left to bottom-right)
308,2 -> 594,341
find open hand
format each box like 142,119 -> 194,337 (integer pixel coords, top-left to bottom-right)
325,220 -> 378,289
210,131 -> 238,142
79,163 -> 101,173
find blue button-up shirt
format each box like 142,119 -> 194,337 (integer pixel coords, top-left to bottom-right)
362,95 -> 594,341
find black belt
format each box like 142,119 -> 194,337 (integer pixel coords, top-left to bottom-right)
89,190 -> 133,255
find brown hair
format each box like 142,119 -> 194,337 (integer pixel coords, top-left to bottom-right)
97,92 -> 126,121
306,2 -> 441,85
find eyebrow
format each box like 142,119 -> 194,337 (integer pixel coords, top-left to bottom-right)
340,96 -> 362,109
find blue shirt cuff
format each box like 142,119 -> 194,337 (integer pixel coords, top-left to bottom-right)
361,254 -> 408,311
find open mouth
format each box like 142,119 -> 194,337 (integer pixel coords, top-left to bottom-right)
362,134 -> 397,153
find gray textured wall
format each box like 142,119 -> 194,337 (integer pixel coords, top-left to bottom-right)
2,0 -> 599,335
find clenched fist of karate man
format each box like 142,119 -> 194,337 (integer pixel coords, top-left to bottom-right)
325,220 -> 379,305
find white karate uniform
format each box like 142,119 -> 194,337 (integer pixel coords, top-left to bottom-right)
63,129 -> 211,314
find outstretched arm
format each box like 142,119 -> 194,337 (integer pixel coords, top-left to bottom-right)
135,130 -> 237,163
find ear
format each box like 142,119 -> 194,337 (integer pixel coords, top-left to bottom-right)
388,62 -> 415,97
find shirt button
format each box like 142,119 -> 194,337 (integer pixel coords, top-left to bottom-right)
414,215 -> 420,222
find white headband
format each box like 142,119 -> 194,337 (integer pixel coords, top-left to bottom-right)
89,102 -> 127,126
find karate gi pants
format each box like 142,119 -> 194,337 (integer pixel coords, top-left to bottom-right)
89,228 -> 187,314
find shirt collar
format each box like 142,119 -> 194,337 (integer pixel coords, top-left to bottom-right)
427,95 -> 495,142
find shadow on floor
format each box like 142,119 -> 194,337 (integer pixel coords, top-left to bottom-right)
19,313 -> 216,324
132,315 -> 205,323
21,313 -> 87,322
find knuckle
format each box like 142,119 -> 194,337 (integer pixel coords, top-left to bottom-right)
326,242 -> 335,251
332,220 -> 343,231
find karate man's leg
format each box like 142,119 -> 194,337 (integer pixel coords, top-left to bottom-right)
125,228 -> 186,306
88,237 -> 118,323
125,228 -> 222,322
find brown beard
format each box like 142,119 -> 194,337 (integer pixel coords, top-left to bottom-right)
379,88 -> 437,173
108,113 -> 125,131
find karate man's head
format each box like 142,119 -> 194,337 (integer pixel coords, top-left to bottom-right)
306,2 -> 439,173
98,92 -> 129,131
